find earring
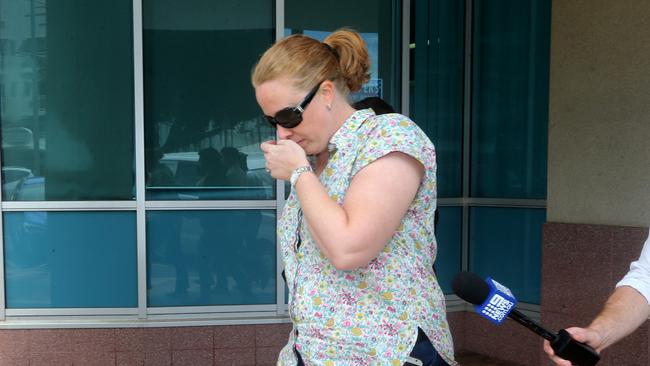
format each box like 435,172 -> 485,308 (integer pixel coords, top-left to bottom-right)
326,104 -> 332,110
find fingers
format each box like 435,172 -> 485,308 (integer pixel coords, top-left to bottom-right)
260,140 -> 276,152
275,139 -> 294,146
260,139 -> 308,181
261,139 -> 295,153
562,327 -> 597,347
543,340 -> 572,366
544,327 -> 603,366
565,327 -> 604,354
563,327 -> 586,342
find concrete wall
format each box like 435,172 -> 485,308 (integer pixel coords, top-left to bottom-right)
540,2 -> 650,365
547,0 -> 650,227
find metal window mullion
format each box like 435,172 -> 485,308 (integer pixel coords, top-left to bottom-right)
133,0 -> 147,320
1,201 -> 137,211
461,0 -> 473,272
0,314 -> 291,329
147,304 -> 276,315
6,308 -> 139,317
146,312 -> 286,322
275,0 -> 287,316
145,200 -> 276,210
0,136 -> 4,320
438,197 -> 546,208
401,0 -> 410,116
464,198 -> 546,208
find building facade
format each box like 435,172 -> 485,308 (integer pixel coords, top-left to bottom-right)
2,0 -> 646,365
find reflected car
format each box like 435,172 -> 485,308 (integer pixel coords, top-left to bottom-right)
151,150 -> 273,200
2,166 -> 34,198
9,176 -> 45,201
159,152 -> 201,187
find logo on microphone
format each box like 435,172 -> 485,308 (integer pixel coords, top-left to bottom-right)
475,277 -> 517,325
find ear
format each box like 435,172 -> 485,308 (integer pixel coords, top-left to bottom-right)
319,79 -> 336,105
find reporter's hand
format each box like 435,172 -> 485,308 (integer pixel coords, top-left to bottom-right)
260,139 -> 309,181
543,327 -> 603,365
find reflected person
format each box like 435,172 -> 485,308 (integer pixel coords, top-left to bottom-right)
352,96 -> 396,115
196,147 -> 225,302
144,150 -> 182,293
197,147 -> 226,187
221,146 -> 248,186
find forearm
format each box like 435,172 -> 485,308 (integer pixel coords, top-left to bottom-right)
294,172 -> 366,269
588,286 -> 650,350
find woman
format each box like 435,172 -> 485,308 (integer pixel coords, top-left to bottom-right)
253,29 -> 456,366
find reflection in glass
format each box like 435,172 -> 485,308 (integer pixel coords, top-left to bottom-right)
147,210 -> 276,306
470,0 -> 550,198
469,207 -> 546,304
435,206 -> 462,294
4,211 -> 137,308
285,0 -> 401,109
0,1 -> 135,201
143,0 -> 276,200
410,0 -> 464,197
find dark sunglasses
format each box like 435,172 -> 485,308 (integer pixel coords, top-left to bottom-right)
264,81 -> 323,128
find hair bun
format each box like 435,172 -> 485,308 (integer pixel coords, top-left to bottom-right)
324,29 -> 371,93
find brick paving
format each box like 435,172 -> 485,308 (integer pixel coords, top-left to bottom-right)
456,351 -> 526,366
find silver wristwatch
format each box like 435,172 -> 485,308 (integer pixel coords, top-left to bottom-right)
290,165 -> 313,187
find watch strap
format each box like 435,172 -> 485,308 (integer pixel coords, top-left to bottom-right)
290,165 -> 313,186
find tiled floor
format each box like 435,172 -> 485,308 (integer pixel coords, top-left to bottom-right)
455,351 -> 525,366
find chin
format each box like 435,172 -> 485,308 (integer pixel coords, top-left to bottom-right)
301,143 -> 313,154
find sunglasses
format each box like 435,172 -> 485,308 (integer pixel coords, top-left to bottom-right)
264,81 -> 323,128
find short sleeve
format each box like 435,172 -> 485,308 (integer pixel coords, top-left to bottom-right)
616,232 -> 650,305
351,114 -> 436,177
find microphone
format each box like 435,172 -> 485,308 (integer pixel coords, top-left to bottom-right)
452,271 -> 600,366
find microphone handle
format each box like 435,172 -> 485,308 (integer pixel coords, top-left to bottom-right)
507,310 -> 600,365
551,329 -> 600,366
507,309 -> 557,341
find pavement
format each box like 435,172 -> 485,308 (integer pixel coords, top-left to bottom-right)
455,351 -> 526,366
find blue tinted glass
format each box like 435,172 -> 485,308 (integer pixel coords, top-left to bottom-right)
469,207 -> 546,304
435,207 -> 462,294
470,0 -> 550,198
0,1 -> 135,201
286,0 -> 401,109
142,1 -> 276,200
147,210 -> 276,306
410,0 -> 465,197
4,212 -> 137,308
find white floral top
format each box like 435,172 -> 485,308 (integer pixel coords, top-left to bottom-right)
276,109 -> 456,366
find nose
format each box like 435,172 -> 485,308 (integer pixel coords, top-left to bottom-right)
277,125 -> 292,140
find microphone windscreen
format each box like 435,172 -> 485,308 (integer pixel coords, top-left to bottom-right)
452,271 -> 490,305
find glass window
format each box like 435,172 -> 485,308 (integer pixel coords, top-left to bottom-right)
143,0 -> 276,200
410,0 -> 465,198
435,206 -> 462,294
285,0 -> 402,109
147,209 -> 276,307
0,1 -> 135,201
470,0 -> 551,199
469,207 -> 546,304
4,211 -> 137,308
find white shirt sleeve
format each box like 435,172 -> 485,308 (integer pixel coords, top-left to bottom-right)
616,232 -> 650,305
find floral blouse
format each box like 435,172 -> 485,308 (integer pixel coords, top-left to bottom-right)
276,109 -> 456,366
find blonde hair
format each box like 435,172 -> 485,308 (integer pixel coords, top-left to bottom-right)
251,29 -> 371,96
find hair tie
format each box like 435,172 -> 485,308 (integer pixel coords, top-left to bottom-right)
322,42 -> 340,59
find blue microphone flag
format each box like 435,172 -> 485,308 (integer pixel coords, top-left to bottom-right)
475,277 -> 517,325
